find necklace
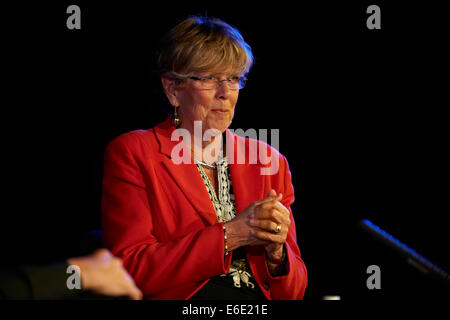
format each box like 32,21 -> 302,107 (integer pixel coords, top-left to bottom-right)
194,158 -> 217,169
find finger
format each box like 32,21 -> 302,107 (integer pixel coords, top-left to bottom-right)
252,221 -> 289,238
257,198 -> 289,216
250,229 -> 285,244
272,201 -> 290,217
128,285 -> 143,300
267,189 -> 277,198
253,208 -> 290,226
253,191 -> 282,207
252,196 -> 278,207
249,219 -> 280,233
124,274 -> 143,300
92,249 -> 115,264
111,257 -> 123,268
93,248 -> 112,259
254,200 -> 291,222
257,198 -> 284,211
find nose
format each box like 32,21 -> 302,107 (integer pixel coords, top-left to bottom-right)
216,79 -> 233,100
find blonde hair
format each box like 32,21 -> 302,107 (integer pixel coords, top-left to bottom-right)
156,16 -> 254,78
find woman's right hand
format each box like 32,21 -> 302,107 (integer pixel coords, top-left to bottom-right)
224,189 -> 285,251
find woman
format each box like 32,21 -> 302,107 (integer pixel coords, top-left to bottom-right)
101,16 -> 307,300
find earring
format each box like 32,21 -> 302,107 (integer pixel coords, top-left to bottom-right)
172,106 -> 181,127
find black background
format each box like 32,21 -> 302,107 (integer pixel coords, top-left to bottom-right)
2,1 -> 449,300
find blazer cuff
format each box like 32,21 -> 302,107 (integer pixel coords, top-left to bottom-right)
264,245 -> 292,281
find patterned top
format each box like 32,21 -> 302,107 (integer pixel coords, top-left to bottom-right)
195,157 -> 236,223
195,157 -> 260,292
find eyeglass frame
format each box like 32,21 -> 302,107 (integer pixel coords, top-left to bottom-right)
189,75 -> 247,90
169,72 -> 247,90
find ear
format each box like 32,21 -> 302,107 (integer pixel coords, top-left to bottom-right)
161,76 -> 180,107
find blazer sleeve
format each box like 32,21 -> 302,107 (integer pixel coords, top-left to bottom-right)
264,155 -> 308,299
101,134 -> 231,298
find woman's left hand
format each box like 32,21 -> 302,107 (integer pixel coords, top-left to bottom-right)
248,190 -> 291,263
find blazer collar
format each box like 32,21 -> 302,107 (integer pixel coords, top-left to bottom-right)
153,117 -> 265,224
153,116 -> 179,158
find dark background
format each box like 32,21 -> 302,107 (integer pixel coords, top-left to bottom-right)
2,1 -> 449,300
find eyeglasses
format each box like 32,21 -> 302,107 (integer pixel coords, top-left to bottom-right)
188,75 -> 247,90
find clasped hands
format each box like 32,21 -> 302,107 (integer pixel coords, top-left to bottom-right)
224,189 -> 291,267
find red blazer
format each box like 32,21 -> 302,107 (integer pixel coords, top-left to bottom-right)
101,117 -> 307,300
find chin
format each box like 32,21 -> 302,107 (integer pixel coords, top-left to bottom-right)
206,120 -> 231,134
216,122 -> 232,133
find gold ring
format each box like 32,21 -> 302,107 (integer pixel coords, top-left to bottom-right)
275,224 -> 281,233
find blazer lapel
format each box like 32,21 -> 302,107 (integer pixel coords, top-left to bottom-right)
226,130 -> 266,214
154,118 -> 218,225
153,119 -> 266,222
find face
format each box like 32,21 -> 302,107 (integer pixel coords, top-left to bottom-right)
163,73 -> 240,135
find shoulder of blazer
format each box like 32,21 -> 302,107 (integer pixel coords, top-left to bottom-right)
106,128 -> 157,154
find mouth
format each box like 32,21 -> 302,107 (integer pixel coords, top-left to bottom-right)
212,109 -> 229,113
